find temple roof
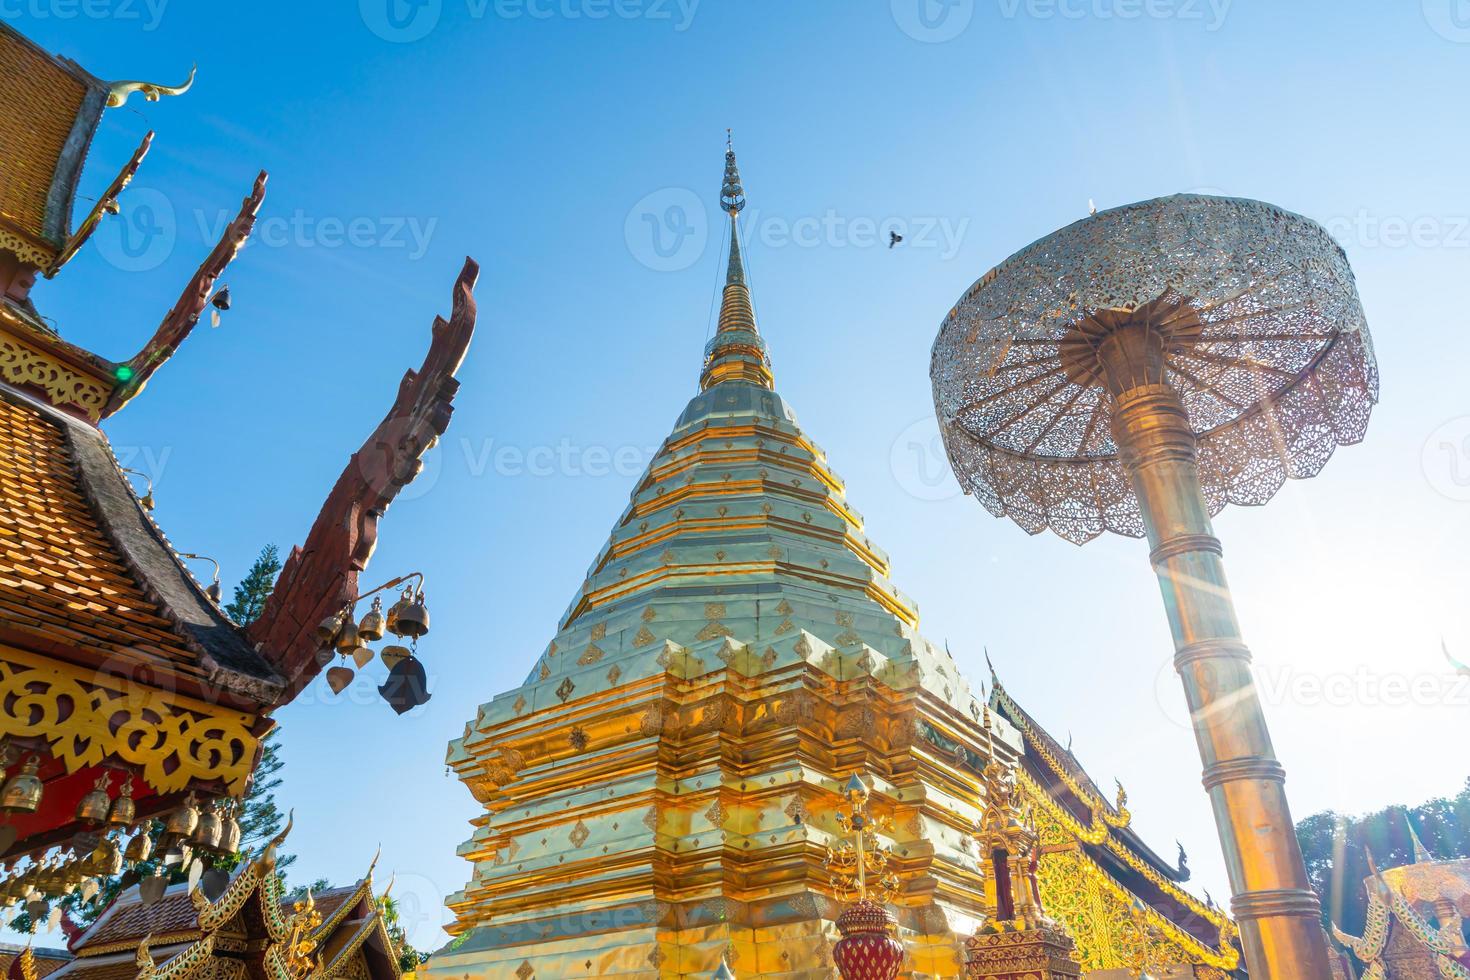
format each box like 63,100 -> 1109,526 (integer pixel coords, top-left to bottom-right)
0,22 -> 105,269
0,386 -> 282,701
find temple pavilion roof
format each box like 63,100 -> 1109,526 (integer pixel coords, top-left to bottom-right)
0,21 -> 479,871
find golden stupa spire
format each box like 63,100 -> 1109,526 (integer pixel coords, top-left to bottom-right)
700,131 -> 774,390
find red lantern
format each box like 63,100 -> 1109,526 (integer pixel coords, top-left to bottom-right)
832,900 -> 904,980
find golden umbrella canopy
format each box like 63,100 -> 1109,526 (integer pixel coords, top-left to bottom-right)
931,194 -> 1377,544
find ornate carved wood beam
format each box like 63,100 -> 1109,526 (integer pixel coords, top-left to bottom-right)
247,257 -> 480,703
100,170 -> 268,419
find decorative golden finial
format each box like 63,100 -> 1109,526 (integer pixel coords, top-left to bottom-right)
824,774 -> 898,904
720,131 -> 746,216
1404,812 -> 1435,864
106,64 -> 197,108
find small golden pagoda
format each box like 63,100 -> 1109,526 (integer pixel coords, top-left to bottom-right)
0,19 -> 478,897
429,145 -> 1240,978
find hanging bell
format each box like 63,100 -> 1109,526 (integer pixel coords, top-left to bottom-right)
165,793 -> 201,837
394,592 -> 430,639
124,827 -> 154,864
108,776 -> 136,826
315,610 -> 346,645
192,800 -> 222,850
218,803 -> 242,854
92,838 -> 123,877
210,285 -> 231,311
386,587 -> 413,636
75,772 -> 113,824
335,615 -> 362,656
358,596 -> 386,643
139,868 -> 168,906
0,756 -> 43,813
378,655 -> 431,715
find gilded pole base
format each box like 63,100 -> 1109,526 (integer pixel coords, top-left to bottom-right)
964,925 -> 1083,980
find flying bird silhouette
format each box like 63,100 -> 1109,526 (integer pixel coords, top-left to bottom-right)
889,230 -> 903,249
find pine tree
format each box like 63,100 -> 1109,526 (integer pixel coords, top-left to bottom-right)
226,544 -> 282,625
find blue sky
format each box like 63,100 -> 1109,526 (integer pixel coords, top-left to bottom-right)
9,0 -> 1470,948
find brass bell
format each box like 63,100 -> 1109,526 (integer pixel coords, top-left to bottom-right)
75,772 -> 112,824
386,587 -> 412,636
394,591 -> 430,639
124,827 -> 154,864
218,802 -> 242,854
1,756 -> 43,813
109,776 -> 136,825
165,793 -> 200,837
335,615 -> 362,656
315,610 -> 346,645
192,800 -> 222,850
358,596 -> 386,643
92,838 -> 123,877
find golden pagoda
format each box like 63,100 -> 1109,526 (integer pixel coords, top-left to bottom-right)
429,145 -> 1241,979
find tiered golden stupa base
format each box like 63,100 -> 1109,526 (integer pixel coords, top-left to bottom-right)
964,926 -> 1082,980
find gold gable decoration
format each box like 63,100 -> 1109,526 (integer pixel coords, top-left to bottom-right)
0,646 -> 259,795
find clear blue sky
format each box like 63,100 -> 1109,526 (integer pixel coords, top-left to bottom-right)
11,0 -> 1470,948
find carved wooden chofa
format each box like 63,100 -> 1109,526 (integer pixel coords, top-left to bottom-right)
963,758 -> 1082,980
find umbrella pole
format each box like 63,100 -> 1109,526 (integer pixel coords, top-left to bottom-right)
1104,352 -> 1332,976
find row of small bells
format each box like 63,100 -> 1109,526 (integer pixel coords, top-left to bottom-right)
0,773 -> 243,929
317,586 -> 432,714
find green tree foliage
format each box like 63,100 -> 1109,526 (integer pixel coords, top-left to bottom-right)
379,893 -> 432,972
1298,777 -> 1470,939
225,544 -> 282,626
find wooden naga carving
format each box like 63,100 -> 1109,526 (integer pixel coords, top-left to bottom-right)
248,257 -> 479,702
102,170 -> 268,417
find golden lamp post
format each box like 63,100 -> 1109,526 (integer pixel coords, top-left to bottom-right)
929,195 -> 1378,978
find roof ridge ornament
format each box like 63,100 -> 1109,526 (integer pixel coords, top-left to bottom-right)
106,63 -> 197,108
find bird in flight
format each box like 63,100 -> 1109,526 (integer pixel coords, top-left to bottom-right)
889,230 -> 903,249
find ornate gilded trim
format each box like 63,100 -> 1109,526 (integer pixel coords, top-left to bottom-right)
0,331 -> 109,419
0,645 -> 259,794
0,228 -> 55,268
